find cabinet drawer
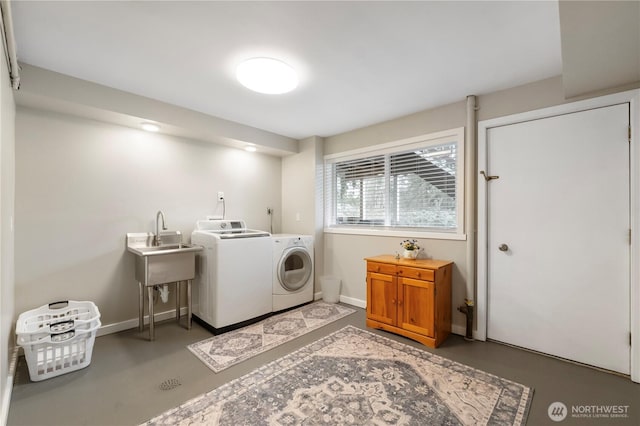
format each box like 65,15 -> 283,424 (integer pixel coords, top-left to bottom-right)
397,266 -> 434,281
367,262 -> 396,275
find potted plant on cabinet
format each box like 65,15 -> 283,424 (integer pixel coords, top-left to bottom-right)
400,239 -> 420,259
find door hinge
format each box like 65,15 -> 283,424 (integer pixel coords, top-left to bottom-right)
629,126 -> 632,143
630,332 -> 632,346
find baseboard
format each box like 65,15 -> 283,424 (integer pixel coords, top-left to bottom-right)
97,297 -> 368,338
1,346 -> 19,426
97,307 -> 187,337
339,295 -> 366,309
304,293 -> 467,337
314,292 -> 366,309
451,324 -> 466,337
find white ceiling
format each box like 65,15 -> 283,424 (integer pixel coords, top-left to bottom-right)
11,1 -> 562,140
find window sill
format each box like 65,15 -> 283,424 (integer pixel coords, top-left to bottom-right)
323,227 -> 467,241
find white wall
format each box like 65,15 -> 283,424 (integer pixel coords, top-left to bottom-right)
14,107 -> 282,326
0,33 -> 16,424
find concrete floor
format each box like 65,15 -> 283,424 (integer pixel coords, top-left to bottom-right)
7,306 -> 640,425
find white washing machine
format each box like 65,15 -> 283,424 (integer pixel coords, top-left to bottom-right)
192,219 -> 272,334
272,234 -> 314,312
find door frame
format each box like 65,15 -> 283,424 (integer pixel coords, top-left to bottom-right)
477,89 -> 640,382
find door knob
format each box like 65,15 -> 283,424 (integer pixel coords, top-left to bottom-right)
498,244 -> 509,252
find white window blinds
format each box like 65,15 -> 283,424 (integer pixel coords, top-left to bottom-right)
325,128 -> 464,234
334,155 -> 386,225
390,144 -> 457,228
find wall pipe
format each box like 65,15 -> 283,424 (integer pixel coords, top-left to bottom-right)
464,95 -> 477,331
0,1 -> 20,89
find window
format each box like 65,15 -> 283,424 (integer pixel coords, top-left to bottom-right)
324,128 -> 464,238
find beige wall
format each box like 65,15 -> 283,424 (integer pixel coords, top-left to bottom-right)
281,137 -> 317,235
14,108 -> 282,327
320,75 -> 594,332
281,136 -> 324,291
0,37 -> 16,421
477,76 -> 566,121
324,99 -> 467,155
13,73 -> 633,340
325,234 -> 467,310
559,0 -> 640,98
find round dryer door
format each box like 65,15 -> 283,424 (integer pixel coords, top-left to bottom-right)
278,247 -> 312,291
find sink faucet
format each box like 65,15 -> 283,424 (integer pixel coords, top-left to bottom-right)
155,210 -> 167,246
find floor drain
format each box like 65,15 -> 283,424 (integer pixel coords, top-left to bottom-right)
159,378 -> 181,391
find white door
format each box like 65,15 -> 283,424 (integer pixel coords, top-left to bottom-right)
486,104 -> 630,374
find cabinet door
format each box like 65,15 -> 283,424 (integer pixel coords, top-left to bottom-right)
366,272 -> 397,325
398,277 -> 435,337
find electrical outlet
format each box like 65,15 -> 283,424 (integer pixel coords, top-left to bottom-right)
217,191 -> 224,201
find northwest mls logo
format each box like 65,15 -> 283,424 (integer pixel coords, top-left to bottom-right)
548,401 -> 630,421
548,402 -> 568,422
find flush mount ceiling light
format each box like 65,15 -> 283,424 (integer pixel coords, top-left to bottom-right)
236,57 -> 298,94
141,122 -> 160,132
244,145 -> 257,152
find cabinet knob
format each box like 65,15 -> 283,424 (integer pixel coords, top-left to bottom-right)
417,272 -> 421,277
376,266 -> 380,272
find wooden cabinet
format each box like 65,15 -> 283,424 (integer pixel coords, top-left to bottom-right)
365,255 -> 453,348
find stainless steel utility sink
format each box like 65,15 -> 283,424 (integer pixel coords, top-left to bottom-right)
128,242 -> 201,257
126,232 -> 202,285
126,231 -> 202,340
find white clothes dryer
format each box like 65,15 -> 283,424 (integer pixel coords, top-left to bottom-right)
272,234 -> 314,312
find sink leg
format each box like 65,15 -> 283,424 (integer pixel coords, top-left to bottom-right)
148,286 -> 155,341
176,281 -> 181,322
187,279 -> 192,330
138,282 -> 144,332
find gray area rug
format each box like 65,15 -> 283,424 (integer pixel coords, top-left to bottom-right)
188,301 -> 356,372
150,325 -> 533,425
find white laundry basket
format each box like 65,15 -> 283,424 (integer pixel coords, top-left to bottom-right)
320,276 -> 341,303
16,301 -> 101,381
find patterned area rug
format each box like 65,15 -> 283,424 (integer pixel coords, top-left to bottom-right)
150,325 -> 533,425
188,301 -> 356,372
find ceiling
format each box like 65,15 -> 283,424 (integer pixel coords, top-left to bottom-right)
11,1 -> 563,140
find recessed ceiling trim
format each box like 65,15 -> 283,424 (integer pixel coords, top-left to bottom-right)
14,64 -> 299,156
